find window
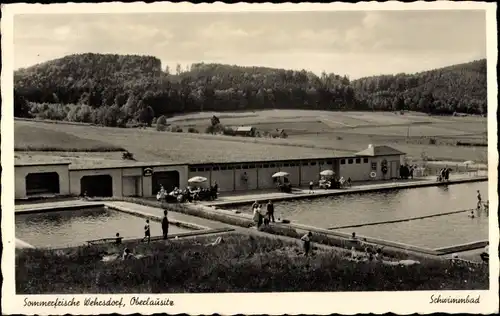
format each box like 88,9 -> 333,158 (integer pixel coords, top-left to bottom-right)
363,158 -> 369,163
248,164 -> 255,169
221,166 -> 227,170
263,164 -> 269,168
284,163 -> 290,167
327,160 -> 333,165
340,159 -> 345,165
302,162 -> 309,166
242,165 -> 249,169
311,162 -> 317,166
348,159 -> 353,164
270,164 -> 276,168
212,166 -> 220,171
189,167 -> 197,172
371,162 -> 377,171
355,158 -> 361,164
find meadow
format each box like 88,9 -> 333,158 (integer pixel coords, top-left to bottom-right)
14,110 -> 488,164
16,233 -> 488,294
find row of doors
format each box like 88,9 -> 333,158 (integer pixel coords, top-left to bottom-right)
25,171 -> 180,197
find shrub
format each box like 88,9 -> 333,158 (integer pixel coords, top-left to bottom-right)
187,127 -> 199,133
122,151 -> 135,160
156,115 -> 167,131
429,138 -> 437,145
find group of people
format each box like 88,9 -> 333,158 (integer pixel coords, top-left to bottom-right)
252,200 -> 276,228
437,168 -> 451,182
139,210 -> 170,244
157,183 -> 219,203
317,176 -> 352,190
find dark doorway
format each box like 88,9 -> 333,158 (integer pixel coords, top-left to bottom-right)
26,172 -> 60,196
80,175 -> 113,197
152,171 -> 180,193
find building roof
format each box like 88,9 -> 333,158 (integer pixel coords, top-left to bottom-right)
235,126 -> 255,132
15,155 -> 72,167
68,159 -> 182,170
355,145 -> 405,157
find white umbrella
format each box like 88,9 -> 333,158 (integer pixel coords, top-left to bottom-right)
320,169 -> 335,176
272,171 -> 290,178
188,176 -> 208,184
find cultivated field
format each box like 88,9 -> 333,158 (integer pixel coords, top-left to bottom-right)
14,110 -> 488,164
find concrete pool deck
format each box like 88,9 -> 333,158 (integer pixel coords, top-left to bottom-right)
204,173 -> 488,207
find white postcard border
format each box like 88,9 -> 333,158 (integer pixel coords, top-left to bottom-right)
2,2 -> 498,315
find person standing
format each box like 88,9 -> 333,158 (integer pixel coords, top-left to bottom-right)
162,210 -> 169,240
309,181 -> 314,194
143,219 -> 151,244
266,200 -> 275,223
301,231 -> 313,256
476,190 -> 482,210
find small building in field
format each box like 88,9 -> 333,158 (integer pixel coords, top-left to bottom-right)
234,126 -> 256,137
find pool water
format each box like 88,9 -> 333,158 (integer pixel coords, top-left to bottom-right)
15,207 -> 192,248
336,211 -> 489,249
229,181 -> 489,248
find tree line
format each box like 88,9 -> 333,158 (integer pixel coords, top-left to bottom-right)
13,53 -> 487,127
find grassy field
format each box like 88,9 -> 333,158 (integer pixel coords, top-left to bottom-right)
16,233 -> 488,294
14,110 -> 488,163
14,124 -> 125,152
14,120 -> 350,163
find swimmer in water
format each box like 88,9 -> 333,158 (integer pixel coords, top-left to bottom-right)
468,210 -> 475,218
476,190 -> 482,210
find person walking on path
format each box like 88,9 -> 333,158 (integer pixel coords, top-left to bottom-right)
309,181 -> 314,194
476,190 -> 482,210
266,200 -> 275,223
253,206 -> 262,228
301,231 -> 313,256
142,219 -> 151,244
162,210 -> 169,240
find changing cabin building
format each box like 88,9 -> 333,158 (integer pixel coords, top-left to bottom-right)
14,144 -> 405,199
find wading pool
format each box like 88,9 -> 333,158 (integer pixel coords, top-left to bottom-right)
15,207 -> 193,248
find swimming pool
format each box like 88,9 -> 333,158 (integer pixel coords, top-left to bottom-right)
15,207 -> 193,248
227,181 -> 489,248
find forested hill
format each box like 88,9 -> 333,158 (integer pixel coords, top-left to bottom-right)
13,53 -> 487,126
351,59 -> 487,115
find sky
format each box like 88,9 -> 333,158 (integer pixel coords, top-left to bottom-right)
13,10 -> 487,79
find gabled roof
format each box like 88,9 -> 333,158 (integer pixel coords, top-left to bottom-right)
355,145 -> 405,157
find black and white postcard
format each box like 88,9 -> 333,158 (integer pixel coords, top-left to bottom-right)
1,2 -> 498,315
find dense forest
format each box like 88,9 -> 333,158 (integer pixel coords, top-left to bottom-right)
13,53 -> 487,127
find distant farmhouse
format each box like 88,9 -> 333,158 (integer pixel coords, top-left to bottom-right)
234,126 -> 256,137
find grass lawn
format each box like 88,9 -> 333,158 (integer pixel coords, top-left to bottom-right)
14,120 -> 348,163
16,233 -> 488,294
14,110 -> 488,163
14,124 -> 125,152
